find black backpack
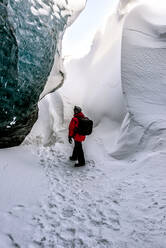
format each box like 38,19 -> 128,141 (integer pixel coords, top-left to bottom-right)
77,116 -> 93,136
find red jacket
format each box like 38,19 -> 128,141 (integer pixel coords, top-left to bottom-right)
68,112 -> 86,142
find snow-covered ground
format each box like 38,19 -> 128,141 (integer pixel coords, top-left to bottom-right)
0,119 -> 166,247
0,146 -> 47,247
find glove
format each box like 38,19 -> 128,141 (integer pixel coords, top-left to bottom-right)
68,136 -> 72,144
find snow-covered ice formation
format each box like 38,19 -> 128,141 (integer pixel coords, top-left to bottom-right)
112,2 -> 166,158
26,91 -> 64,146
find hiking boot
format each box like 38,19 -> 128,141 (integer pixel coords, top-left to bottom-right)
75,163 -> 85,167
69,156 -> 77,161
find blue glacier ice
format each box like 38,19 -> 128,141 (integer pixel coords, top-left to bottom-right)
0,0 -> 85,147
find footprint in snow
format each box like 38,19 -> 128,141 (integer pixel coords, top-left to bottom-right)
96,238 -> 111,248
86,160 -> 95,167
13,204 -> 25,211
61,206 -> 74,218
7,233 -> 21,248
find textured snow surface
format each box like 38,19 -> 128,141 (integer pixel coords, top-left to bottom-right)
0,146 -> 47,247
33,142 -> 166,248
0,130 -> 166,247
112,2 -> 166,158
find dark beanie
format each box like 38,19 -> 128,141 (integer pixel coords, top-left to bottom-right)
74,106 -> 82,114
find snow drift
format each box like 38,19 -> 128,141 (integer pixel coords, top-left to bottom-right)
59,9 -> 127,149
112,2 -> 166,158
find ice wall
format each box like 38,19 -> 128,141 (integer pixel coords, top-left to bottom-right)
112,2 -> 166,158
0,0 -> 85,148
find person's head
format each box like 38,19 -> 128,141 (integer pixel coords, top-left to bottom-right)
74,106 -> 82,114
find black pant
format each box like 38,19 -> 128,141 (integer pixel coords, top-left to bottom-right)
72,141 -> 85,165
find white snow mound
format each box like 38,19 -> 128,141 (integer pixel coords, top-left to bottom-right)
112,3 -> 166,159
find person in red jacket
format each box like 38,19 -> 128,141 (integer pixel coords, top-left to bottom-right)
68,106 -> 85,167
